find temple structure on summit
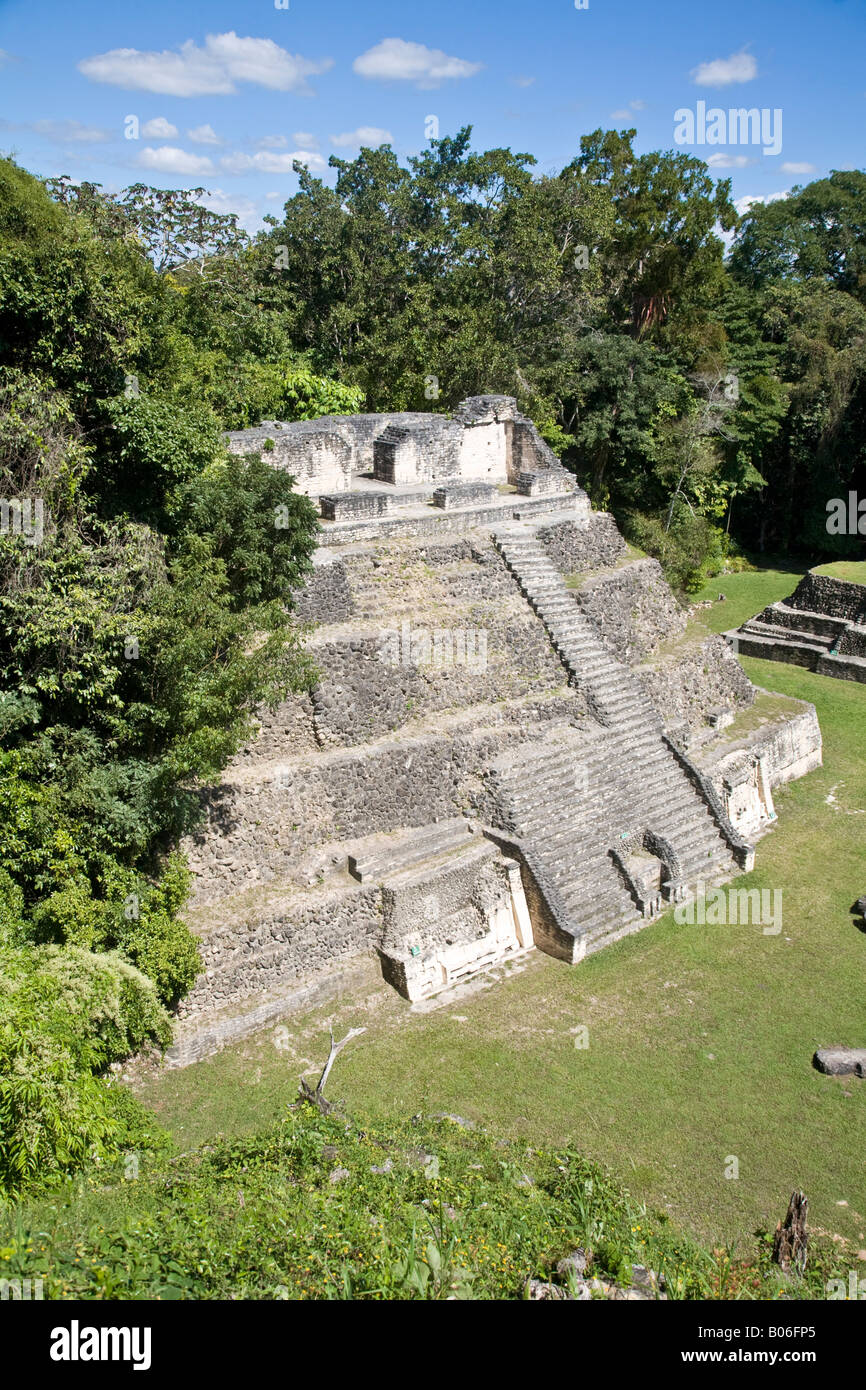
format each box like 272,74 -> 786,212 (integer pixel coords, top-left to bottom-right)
225,395 -> 579,536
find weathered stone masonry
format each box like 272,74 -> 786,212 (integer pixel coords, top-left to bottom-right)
732,570 -> 866,683
170,397 -> 823,1065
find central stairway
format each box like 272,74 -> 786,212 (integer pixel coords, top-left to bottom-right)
490,525 -> 750,956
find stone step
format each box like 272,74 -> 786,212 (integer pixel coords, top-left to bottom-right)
509,773 -> 610,809
492,743 -> 609,789
591,695 -> 653,720
524,816 -> 613,852
555,643 -> 614,668
348,818 -> 473,882
569,895 -> 641,929
740,618 -> 831,651
500,744 -> 606,778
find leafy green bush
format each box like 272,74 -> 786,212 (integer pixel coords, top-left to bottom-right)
0,159 -> 166,406
178,450 -> 319,609
1,1105 -> 847,1298
0,368 -> 317,1030
593,1238 -> 633,1286
0,873 -> 24,947
96,393 -> 222,523
622,508 -> 727,594
156,349 -> 364,430
24,855 -> 199,1007
212,359 -> 364,430
273,364 -> 364,421
0,945 -> 171,1192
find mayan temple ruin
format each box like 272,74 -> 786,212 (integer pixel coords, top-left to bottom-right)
170,397 -> 823,1065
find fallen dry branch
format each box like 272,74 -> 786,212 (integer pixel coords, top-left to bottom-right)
294,1026 -> 367,1114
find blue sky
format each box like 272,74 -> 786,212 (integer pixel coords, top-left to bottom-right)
0,0 -> 863,230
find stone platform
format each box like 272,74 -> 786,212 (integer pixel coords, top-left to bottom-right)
730,570 -> 866,683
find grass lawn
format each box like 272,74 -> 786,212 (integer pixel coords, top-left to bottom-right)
136,566 -> 866,1266
692,563 -> 805,633
813,560 -> 866,585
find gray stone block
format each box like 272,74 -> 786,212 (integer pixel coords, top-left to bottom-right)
814,1047 -> 866,1076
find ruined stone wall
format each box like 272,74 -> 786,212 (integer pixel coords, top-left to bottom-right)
306,620 -> 562,749
293,557 -> 355,624
215,534 -> 582,845
225,421 -> 353,496
183,881 -> 384,1016
374,418 -> 463,483
433,482 -> 499,509
226,411 -> 454,487
186,705 -> 581,907
749,704 -> 823,786
639,634 -> 755,735
788,572 -> 866,622
838,625 -> 866,656
510,419 -> 561,474
702,702 -> 823,798
573,558 -> 688,662
457,421 -> 510,482
379,849 -> 504,954
537,513 -> 627,574
225,396 -> 584,509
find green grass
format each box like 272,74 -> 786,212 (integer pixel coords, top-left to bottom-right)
693,564 -> 805,634
813,561 -> 866,585
134,567 -> 866,1268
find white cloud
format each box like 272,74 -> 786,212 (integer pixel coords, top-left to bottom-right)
691,49 -> 757,87
511,75 -> 535,88
706,153 -> 757,168
79,31 -> 334,97
781,161 -> 817,175
188,123 -> 222,146
611,99 -> 646,120
330,126 -> 393,148
141,117 -> 179,139
734,191 -> 790,217
717,190 -> 790,254
138,146 -> 215,175
220,149 -> 327,175
353,37 -> 481,88
256,130 -> 322,154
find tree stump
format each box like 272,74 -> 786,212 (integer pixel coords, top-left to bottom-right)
772,1190 -> 808,1273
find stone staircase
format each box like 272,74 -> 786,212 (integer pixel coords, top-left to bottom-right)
493,526 -> 662,731
490,525 -> 749,955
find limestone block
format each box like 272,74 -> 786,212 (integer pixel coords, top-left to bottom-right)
814,1047 -> 866,1076
457,421 -> 509,483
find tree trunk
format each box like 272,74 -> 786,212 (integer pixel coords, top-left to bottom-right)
772,1190 -> 808,1273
